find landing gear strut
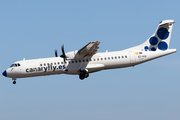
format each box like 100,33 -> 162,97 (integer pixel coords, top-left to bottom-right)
79,70 -> 89,80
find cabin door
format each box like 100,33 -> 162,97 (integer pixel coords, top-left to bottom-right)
129,51 -> 135,64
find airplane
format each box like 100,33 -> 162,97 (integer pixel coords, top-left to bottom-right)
2,20 -> 177,84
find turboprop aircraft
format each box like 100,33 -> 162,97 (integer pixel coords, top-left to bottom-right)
2,20 -> 177,84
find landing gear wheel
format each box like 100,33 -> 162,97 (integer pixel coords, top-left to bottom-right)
79,74 -> 85,80
13,80 -> 16,84
84,73 -> 89,78
79,70 -> 89,80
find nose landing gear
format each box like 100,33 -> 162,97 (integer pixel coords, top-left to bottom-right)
13,80 -> 16,84
12,78 -> 17,84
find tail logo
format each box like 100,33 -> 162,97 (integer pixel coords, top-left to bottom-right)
144,27 -> 169,51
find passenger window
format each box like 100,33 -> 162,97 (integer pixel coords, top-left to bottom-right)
44,63 -> 46,66
54,62 -> 56,65
72,61 -> 74,63
118,56 -> 120,59
79,60 -> 81,63
104,58 -> 106,60
111,57 -> 113,59
83,60 -> 85,62
125,56 -> 127,58
101,58 -> 103,60
97,58 -> 99,61
75,60 -> 78,63
108,57 -> 110,60
86,59 -> 88,62
94,59 -> 96,61
115,57 -> 117,59
40,64 -> 42,66
58,62 -> 60,64
122,56 -> 124,58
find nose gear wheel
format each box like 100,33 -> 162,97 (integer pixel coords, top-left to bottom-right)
13,80 -> 16,84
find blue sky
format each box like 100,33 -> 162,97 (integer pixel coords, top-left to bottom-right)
0,0 -> 180,120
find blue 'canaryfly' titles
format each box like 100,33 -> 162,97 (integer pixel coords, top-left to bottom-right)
26,65 -> 66,73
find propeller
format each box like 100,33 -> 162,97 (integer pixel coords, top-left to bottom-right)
60,45 -> 66,62
55,49 -> 58,57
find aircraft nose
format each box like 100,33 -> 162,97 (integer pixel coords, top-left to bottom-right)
2,70 -> 7,77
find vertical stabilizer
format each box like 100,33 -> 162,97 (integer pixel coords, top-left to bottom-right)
127,20 -> 175,51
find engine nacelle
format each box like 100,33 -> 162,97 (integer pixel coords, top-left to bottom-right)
65,50 -> 87,60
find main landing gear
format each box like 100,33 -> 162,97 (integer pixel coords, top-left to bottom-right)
79,70 -> 89,80
12,78 -> 16,84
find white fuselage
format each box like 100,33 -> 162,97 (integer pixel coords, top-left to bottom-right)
5,49 -> 176,79
2,20 -> 177,84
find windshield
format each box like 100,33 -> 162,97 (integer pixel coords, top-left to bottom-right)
10,63 -> 21,67
10,64 -> 14,67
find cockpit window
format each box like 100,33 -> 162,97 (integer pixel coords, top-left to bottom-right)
10,64 -> 14,67
10,63 -> 21,67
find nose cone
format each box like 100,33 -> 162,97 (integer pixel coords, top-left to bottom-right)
2,70 -> 7,77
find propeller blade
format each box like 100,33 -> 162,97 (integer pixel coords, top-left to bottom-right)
55,49 -> 58,57
61,45 -> 65,56
60,45 -> 66,62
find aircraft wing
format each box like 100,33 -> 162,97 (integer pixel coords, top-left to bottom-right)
77,41 -> 100,57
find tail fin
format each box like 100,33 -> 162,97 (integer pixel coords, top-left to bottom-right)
130,20 -> 175,51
